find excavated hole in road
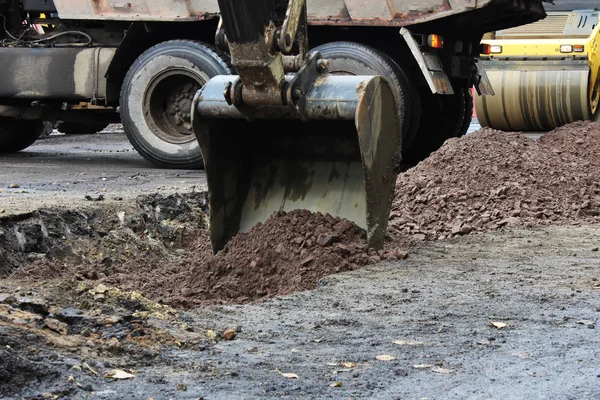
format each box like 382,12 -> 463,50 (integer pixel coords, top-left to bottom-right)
3,121 -> 600,307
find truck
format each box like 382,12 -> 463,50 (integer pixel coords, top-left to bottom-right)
0,0 -> 545,169
476,0 -> 600,131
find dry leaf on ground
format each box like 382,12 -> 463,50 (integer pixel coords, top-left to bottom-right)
223,328 -> 236,340
206,329 -> 217,339
490,321 -> 508,329
332,369 -> 353,374
393,340 -> 426,346
106,369 -> 135,380
431,367 -> 453,374
413,364 -> 433,369
276,369 -> 299,379
376,354 -> 396,361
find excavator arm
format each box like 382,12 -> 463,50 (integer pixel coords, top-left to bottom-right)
192,0 -> 401,252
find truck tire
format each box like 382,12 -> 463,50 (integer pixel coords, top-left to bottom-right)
312,42 -> 420,155
120,40 -> 231,169
404,86 -> 471,164
460,88 -> 474,136
57,122 -> 109,135
0,119 -> 45,152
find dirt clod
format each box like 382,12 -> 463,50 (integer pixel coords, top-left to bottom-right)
223,328 -> 237,341
182,210 -> 405,305
44,318 -> 69,335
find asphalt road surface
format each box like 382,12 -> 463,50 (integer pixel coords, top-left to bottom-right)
0,128 -> 206,215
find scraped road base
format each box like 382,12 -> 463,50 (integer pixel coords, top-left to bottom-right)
1,224 -> 599,398
0,129 -> 206,216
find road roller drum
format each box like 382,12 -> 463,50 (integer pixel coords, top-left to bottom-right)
476,60 -> 595,131
476,7 -> 600,131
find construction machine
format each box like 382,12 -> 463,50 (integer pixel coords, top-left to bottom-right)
189,0 -> 548,252
476,1 -> 600,131
0,0 -> 544,170
193,0 -> 401,252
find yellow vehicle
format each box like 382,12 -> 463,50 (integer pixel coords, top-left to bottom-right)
476,2 -> 600,131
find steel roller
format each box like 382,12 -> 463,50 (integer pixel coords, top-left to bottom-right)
476,61 -> 598,131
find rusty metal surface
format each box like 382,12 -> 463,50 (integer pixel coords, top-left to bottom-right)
305,0 -> 542,27
53,0 -> 221,21
53,0 -> 542,29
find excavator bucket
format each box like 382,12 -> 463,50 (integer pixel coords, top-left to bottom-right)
192,74 -> 400,252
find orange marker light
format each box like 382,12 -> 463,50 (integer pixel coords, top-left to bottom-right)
574,45 -> 585,52
481,44 -> 491,55
428,34 -> 444,49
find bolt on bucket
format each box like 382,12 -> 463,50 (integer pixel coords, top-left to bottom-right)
192,74 -> 401,253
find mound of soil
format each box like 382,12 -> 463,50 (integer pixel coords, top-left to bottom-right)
181,210 -> 409,306
93,229 -> 213,305
540,120 -> 600,166
388,127 -> 600,241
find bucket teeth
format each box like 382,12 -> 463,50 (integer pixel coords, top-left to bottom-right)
193,75 -> 400,253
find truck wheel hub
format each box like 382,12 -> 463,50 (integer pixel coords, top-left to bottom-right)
144,70 -> 203,144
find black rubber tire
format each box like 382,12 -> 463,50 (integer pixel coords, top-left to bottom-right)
0,119 -> 45,152
460,88 -> 474,136
57,122 -> 109,135
120,40 -> 231,169
404,86 -> 471,164
312,41 -> 420,155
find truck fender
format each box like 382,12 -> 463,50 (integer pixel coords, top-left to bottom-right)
473,59 -> 495,96
399,27 -> 454,95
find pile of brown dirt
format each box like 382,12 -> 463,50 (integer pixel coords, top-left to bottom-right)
388,127 -> 600,241
539,120 -> 600,166
180,210 -> 409,306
